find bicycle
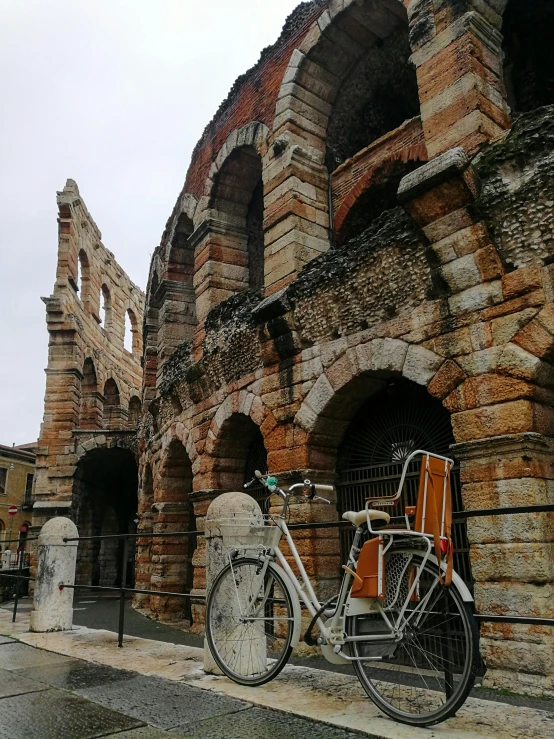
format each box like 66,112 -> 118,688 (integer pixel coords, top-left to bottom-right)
205,449 -> 479,727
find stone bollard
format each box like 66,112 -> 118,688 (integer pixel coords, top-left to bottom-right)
29,517 -> 79,633
203,492 -> 264,674
1,549 -> 11,570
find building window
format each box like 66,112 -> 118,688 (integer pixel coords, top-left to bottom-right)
25,473 -> 34,505
0,468 -> 6,496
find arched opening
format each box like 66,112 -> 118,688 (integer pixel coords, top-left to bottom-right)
335,157 -> 424,245
0,520 -> 5,552
124,309 -> 139,354
128,396 -> 142,428
77,249 -> 90,303
325,12 -> 420,170
79,358 -> 101,430
336,379 -> 472,590
502,0 -> 554,115
208,145 -> 264,297
151,439 -> 195,623
168,213 -> 194,281
212,413 -> 269,511
100,283 -> 112,330
72,447 -> 138,588
102,378 -> 122,429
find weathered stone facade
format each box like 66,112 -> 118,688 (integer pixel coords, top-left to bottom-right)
37,0 -> 554,696
34,180 -> 145,587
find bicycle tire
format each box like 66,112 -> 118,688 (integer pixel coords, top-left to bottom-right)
347,550 -> 479,727
206,556 -> 294,686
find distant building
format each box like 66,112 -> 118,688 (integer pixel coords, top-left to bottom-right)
0,443 -> 36,554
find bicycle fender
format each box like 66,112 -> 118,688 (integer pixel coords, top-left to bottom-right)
269,561 -> 303,648
408,550 -> 474,603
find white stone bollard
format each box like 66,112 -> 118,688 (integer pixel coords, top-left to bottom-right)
30,517 -> 79,633
1,549 -> 11,570
203,492 -> 264,674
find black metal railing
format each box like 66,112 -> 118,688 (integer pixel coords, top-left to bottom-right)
6,502 -> 554,651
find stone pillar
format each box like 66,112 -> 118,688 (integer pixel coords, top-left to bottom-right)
203,492 -> 264,674
452,432 -> 554,696
399,147 -> 504,316
2,550 -> 11,570
406,2 -> 510,157
30,517 -> 79,633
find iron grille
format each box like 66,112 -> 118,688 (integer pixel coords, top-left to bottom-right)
336,381 -> 474,591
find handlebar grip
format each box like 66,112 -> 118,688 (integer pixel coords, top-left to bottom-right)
315,484 -> 334,494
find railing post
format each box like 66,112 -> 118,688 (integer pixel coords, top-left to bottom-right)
29,517 -> 79,633
12,540 -> 25,623
118,535 -> 129,648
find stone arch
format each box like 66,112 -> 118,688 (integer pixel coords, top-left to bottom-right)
192,124 -> 269,323
143,266 -> 162,404
334,146 -> 427,244
134,462 -> 155,607
501,0 -> 554,115
265,0 -> 423,291
77,248 -> 90,304
124,308 -> 140,355
100,283 -> 113,330
294,339 -> 445,469
79,357 -> 102,430
205,122 -> 269,198
102,377 -> 122,429
203,391 -> 269,491
128,395 -> 142,428
151,438 -> 195,623
72,446 -> 138,587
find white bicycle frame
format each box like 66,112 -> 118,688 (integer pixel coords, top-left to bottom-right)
239,450 -> 472,663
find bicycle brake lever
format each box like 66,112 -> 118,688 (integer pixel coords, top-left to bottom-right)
313,495 -> 330,504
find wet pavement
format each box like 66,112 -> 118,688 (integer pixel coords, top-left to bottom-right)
0,639 -> 363,738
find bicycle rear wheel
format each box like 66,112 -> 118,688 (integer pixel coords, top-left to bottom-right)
348,550 -> 478,726
206,556 -> 295,686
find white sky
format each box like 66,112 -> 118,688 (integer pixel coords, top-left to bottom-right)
0,0 -> 301,445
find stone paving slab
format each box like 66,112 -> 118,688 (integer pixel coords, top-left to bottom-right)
108,729 -> 190,739
0,636 -> 14,645
76,673 -> 251,730
0,641 -> 74,671
2,609 -> 554,739
173,706 -> 365,738
0,667 -> 47,698
13,659 -> 136,691
0,688 -> 144,739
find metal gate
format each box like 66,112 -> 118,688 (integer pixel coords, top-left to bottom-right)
336,380 -> 473,591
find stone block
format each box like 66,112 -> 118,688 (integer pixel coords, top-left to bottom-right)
448,280 -> 503,315
427,360 -> 466,399
402,345 -> 443,386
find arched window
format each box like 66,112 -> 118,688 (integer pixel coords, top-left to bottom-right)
79,358 -> 101,430
124,309 -> 139,354
100,284 -> 112,330
502,0 -> 554,114
102,378 -> 121,429
77,249 -> 90,302
128,396 -> 141,428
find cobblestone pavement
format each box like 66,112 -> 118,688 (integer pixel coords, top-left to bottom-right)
0,638 -> 362,739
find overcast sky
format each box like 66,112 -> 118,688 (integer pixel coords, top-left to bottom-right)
0,0 -> 301,446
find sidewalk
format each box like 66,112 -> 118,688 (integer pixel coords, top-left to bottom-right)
1,604 -> 553,739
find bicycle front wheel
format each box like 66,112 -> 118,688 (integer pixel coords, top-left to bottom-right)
206,556 -> 295,686
348,550 -> 479,727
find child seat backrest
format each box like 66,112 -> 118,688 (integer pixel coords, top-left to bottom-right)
414,454 -> 454,586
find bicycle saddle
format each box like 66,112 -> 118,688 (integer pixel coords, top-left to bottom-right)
342,509 -> 391,526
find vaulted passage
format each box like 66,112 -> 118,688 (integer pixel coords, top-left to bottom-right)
336,380 -> 472,590
72,447 -> 138,588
